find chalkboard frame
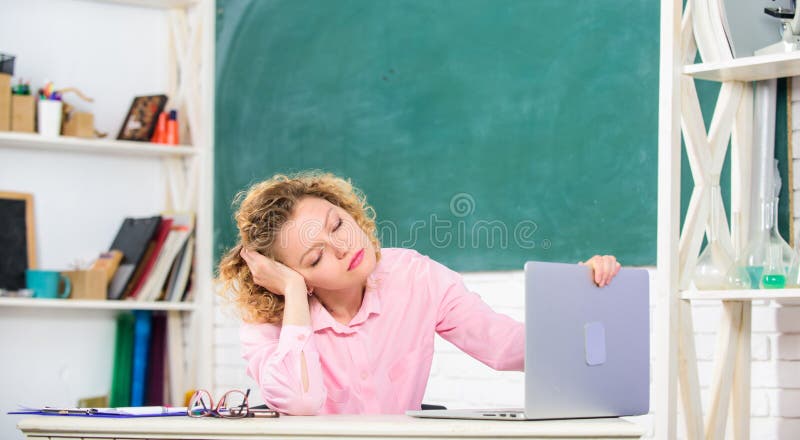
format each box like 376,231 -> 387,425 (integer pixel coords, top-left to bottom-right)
0,191 -> 36,290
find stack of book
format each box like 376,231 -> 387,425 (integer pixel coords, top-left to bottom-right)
105,213 -> 195,407
109,311 -> 186,407
107,213 -> 195,302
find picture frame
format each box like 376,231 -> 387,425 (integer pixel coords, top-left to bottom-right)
117,94 -> 168,141
0,191 -> 36,291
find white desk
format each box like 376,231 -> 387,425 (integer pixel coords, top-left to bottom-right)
18,414 -> 644,439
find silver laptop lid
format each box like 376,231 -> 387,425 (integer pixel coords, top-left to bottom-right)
524,262 -> 649,419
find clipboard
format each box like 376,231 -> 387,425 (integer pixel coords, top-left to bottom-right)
9,405 -> 187,418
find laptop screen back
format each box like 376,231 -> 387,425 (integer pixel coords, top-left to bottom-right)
524,262 -> 650,419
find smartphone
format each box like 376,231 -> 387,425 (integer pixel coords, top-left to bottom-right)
247,409 -> 279,418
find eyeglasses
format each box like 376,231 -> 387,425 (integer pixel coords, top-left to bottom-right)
187,388 -> 251,418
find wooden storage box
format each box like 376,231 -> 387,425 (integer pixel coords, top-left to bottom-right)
63,111 -> 94,138
11,94 -> 35,133
0,73 -> 10,131
64,269 -> 107,300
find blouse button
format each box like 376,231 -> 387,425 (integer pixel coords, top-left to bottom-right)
360,371 -> 369,380
297,334 -> 306,341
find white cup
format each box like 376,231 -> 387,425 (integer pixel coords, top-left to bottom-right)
37,100 -> 63,137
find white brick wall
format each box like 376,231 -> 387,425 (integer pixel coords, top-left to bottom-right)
212,267 -> 800,439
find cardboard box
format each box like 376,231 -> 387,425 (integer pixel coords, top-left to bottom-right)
63,111 -> 94,138
0,73 -> 10,131
11,94 -> 35,132
64,269 -> 107,300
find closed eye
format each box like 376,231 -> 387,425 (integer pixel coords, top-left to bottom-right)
310,218 -> 342,267
311,250 -> 322,267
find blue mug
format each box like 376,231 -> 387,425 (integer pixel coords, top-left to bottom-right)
26,270 -> 71,299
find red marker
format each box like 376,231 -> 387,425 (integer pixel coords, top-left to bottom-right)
151,111 -> 168,143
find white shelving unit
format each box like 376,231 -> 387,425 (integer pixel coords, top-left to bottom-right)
0,1 -> 214,438
680,289 -> 800,301
657,2 -> 800,439
94,0 -> 199,7
0,132 -> 197,157
0,297 -> 197,312
683,51 -> 800,82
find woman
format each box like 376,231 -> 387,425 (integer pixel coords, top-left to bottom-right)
217,171 -> 621,415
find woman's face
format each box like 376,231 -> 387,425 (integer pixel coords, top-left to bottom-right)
274,197 -> 377,293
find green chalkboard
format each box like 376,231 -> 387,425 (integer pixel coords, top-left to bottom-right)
214,0 -> 719,271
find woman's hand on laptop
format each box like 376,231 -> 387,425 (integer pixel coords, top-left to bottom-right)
580,255 -> 621,287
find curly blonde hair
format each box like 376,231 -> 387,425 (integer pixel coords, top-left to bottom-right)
217,171 -> 381,324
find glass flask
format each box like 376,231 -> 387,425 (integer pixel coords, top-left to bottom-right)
737,196 -> 794,289
785,237 -> 800,288
693,186 -> 734,290
724,211 -> 750,289
724,263 -> 752,289
762,240 -> 788,288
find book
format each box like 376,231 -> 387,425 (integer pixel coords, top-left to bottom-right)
145,313 -> 167,406
107,216 -> 161,300
163,240 -> 187,300
166,311 -> 186,406
109,312 -> 135,407
181,270 -> 195,302
130,310 -> 153,407
121,241 -> 155,299
136,213 -> 194,302
107,265 -> 135,301
126,218 -> 173,300
167,235 -> 194,302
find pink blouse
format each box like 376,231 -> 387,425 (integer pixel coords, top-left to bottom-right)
239,248 -> 525,415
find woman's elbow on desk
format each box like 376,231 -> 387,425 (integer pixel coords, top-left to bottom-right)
265,391 -> 325,416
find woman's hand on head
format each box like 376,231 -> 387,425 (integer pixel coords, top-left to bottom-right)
580,255 -> 621,287
239,248 -> 308,297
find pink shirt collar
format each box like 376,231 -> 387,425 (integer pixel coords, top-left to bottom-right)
309,272 -> 382,335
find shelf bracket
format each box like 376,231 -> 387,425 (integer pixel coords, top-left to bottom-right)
704,301 -> 744,439
678,299 -> 704,440
167,7 -> 206,148
678,79 -> 744,289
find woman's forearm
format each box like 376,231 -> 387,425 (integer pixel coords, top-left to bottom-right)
282,286 -> 312,392
283,284 -> 311,326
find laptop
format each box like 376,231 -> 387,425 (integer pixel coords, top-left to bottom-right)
407,261 -> 649,421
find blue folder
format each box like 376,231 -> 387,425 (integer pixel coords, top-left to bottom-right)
130,310 -> 153,406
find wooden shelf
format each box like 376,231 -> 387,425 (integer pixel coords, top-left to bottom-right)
0,297 -> 197,311
684,51 -> 800,82
0,132 -> 196,158
681,288 -> 800,301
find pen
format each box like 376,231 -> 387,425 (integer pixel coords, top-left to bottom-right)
42,407 -> 99,415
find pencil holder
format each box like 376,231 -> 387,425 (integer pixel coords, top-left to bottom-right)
11,95 -> 35,132
63,269 -> 107,300
37,99 -> 62,137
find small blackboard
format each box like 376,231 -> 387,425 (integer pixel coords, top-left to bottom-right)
0,192 -> 36,290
